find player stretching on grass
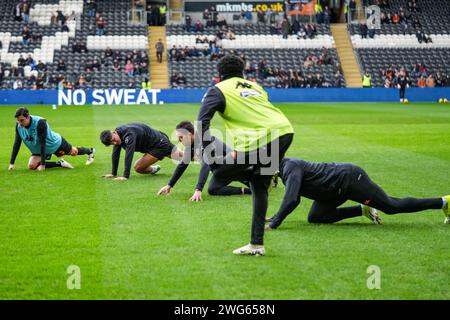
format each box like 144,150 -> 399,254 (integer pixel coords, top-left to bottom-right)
8,107 -> 95,171
100,123 -> 183,181
196,55 -> 294,256
265,157 -> 450,230
157,121 -> 252,201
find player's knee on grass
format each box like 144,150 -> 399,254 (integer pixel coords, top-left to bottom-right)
28,157 -> 40,170
69,147 -> 78,156
28,163 -> 39,170
307,213 -> 331,224
207,184 -> 219,196
134,160 -> 149,174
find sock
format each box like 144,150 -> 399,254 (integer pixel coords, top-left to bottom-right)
46,161 -> 62,168
76,147 -> 92,155
443,197 -> 448,208
242,187 -> 251,195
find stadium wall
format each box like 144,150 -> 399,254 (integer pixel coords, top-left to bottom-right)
0,88 -> 450,105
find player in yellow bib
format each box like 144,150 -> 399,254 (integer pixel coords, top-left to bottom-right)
196,55 -> 294,256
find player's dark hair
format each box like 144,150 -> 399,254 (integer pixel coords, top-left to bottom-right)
217,55 -> 244,81
100,130 -> 113,146
176,121 -> 194,135
15,107 -> 29,118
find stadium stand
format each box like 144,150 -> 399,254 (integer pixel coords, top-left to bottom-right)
0,0 -> 150,90
350,0 -> 450,88
167,22 -> 346,88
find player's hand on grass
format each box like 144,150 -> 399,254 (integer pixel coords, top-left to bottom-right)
157,185 -> 172,195
37,165 -> 46,171
113,176 -> 127,181
102,174 -> 116,178
8,164 -> 15,171
189,190 -> 203,202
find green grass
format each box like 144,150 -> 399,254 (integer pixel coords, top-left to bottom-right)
0,102 -> 449,299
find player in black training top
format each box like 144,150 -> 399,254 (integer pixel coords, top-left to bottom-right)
157,121 -> 251,201
100,123 -> 183,181
266,158 -> 450,229
396,70 -> 410,103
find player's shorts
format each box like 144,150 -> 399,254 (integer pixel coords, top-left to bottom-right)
147,132 -> 176,160
32,137 -> 73,160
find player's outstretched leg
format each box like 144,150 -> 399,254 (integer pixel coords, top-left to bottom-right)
347,166 -> 446,222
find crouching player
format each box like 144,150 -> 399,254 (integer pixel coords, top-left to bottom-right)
266,157 -> 450,229
8,107 -> 95,171
100,123 -> 183,181
157,121 -> 251,201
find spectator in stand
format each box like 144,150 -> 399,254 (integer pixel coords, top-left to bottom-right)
418,63 -> 427,75
155,39 -> 164,63
314,73 -> 324,88
56,10 -> 66,25
114,50 -> 123,62
185,15 -> 192,32
368,24 -> 376,38
125,60 -> 134,76
323,6 -> 331,25
257,8 -> 265,25
435,71 -> 444,87
36,75 -> 44,89
202,9 -> 210,25
96,16 -> 106,36
177,73 -> 186,87
296,24 -> 307,39
281,19 -> 290,39
226,29 -> 236,40
14,3 -> 22,22
112,59 -> 120,72
334,73 -> 343,88
56,59 -> 66,71
417,75 -> 426,88
399,12 -> 407,25
25,53 -> 34,66
170,72 -> 179,88
360,23 -> 368,39
21,26 -> 32,45
87,0 -> 97,17
349,0 -> 357,21
195,19 -> 204,32
305,24 -> 317,39
217,16 -> 227,28
17,55 -> 26,67
425,74 -> 435,87
37,60 -> 47,72
105,47 -> 113,58
21,1 -> 30,24
392,13 -> 400,24
13,79 -> 23,90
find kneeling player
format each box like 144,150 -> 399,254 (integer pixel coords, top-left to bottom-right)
157,121 -> 251,201
100,123 -> 183,181
266,157 -> 450,229
8,107 -> 95,171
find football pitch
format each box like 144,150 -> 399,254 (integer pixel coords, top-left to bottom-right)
0,102 -> 449,299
